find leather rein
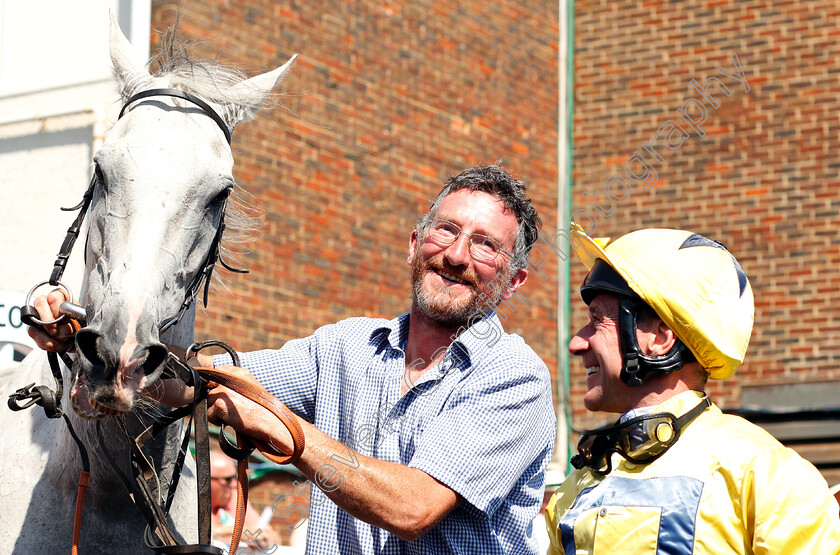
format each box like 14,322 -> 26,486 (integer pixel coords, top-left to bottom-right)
10,88 -> 304,555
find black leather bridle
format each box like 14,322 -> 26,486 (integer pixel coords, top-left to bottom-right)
20,88 -> 246,333
119,88 -> 233,144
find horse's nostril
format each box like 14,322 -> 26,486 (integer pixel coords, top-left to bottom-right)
75,329 -> 110,377
141,344 -> 169,381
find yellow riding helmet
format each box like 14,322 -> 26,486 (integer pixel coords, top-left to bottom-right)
571,224 -> 754,380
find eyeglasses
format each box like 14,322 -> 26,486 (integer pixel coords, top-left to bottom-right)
426,219 -> 513,262
211,475 -> 237,486
572,413 -> 680,475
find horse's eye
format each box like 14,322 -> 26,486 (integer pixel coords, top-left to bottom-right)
211,186 -> 232,206
94,164 -> 106,188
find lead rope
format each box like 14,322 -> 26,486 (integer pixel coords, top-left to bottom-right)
66,409 -> 92,555
230,461 -> 248,555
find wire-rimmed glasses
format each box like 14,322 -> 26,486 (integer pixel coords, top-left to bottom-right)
426,218 -> 512,262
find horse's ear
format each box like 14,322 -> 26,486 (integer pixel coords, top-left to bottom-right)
225,55 -> 297,126
109,11 -> 152,100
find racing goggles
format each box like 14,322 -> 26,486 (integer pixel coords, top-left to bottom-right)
571,395 -> 711,475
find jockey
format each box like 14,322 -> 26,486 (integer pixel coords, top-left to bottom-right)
546,226 -> 840,554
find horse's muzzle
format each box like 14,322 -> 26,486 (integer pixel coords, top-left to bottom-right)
75,327 -> 169,400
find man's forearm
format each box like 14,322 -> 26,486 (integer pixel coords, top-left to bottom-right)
288,420 -> 463,541
201,363 -> 463,540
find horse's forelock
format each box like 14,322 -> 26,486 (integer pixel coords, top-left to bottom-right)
149,26 -> 280,125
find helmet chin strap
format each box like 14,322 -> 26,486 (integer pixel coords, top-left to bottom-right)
617,296 -> 696,386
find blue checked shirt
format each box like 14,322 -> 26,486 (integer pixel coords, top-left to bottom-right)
215,310 -> 556,554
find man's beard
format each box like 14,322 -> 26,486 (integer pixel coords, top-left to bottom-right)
409,249 -> 512,328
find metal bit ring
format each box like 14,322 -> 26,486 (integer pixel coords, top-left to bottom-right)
23,280 -> 74,326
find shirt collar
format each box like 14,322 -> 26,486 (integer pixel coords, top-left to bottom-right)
451,310 -> 505,363
369,310 -> 505,364
620,390 -> 708,422
370,312 -> 411,352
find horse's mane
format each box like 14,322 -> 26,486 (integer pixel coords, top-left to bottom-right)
146,26 -> 269,289
149,26 -> 281,121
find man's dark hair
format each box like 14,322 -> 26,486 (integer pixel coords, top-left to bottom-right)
417,165 -> 542,271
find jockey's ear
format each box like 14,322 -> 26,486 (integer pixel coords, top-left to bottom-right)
109,11 -> 152,100
223,55 -> 298,127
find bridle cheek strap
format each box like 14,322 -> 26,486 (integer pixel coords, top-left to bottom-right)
618,296 -> 696,386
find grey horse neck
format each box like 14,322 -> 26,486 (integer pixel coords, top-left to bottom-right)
0,352 -> 198,554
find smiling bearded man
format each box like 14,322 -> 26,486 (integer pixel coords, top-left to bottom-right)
408,200 -> 518,327
47,164 -> 557,553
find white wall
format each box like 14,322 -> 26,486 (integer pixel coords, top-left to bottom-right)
0,0 -> 150,360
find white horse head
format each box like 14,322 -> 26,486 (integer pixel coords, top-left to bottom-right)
71,15 -> 294,416
0,17 -> 295,554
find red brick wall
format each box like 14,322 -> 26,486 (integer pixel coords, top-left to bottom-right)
148,0 -> 840,485
150,0 -> 560,384
570,0 -> 840,428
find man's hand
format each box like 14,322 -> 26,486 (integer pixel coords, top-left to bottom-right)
27,289 -> 77,352
205,365 -> 297,457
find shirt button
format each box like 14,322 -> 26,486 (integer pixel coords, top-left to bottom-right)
599,508 -> 607,517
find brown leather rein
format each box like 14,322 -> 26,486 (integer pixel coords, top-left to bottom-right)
194,366 -> 306,466
141,341 -> 305,555
191,362 -> 305,554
